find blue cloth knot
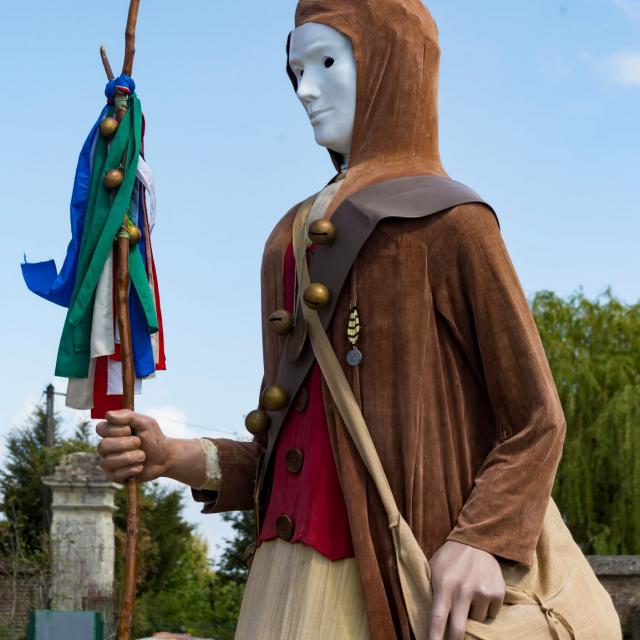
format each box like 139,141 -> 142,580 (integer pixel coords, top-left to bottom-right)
104,74 -> 136,100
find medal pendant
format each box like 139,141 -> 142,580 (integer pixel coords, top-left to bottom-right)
346,347 -> 363,367
346,306 -> 362,367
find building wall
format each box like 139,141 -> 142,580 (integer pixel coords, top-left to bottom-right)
0,562 -> 47,639
588,556 -> 640,639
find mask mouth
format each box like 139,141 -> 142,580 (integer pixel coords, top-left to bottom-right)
309,108 -> 334,123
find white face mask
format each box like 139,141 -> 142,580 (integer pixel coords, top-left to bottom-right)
288,22 -> 357,163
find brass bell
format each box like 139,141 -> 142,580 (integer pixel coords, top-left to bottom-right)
245,409 -> 270,436
303,283 -> 330,310
104,168 -> 124,190
308,219 -> 336,245
127,224 -> 142,246
262,384 -> 289,411
268,309 -> 294,336
99,116 -> 119,139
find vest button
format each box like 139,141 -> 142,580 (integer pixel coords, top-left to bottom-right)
276,514 -> 295,541
293,387 -> 309,412
308,219 -> 336,245
262,385 -> 289,411
285,448 -> 304,474
244,409 -> 270,436
303,283 -> 330,310
268,309 -> 294,336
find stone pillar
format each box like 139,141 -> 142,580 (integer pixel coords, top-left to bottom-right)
43,452 -> 119,611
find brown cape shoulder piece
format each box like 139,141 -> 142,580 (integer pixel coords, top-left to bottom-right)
262,174 -> 494,471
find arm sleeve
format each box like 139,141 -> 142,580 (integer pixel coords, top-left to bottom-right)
429,203 -> 566,567
191,438 -> 264,514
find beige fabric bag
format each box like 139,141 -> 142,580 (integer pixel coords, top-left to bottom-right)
298,248 -> 622,639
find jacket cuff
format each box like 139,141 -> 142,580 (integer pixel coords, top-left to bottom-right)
446,526 -> 536,568
190,437 -> 260,514
194,437 -> 222,491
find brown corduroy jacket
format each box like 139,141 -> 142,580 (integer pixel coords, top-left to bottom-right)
193,1 -> 566,638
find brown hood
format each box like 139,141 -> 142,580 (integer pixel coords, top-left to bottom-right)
289,0 -> 447,215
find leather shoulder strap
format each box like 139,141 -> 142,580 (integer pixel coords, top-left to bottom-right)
299,247 -> 435,639
313,175 -> 494,332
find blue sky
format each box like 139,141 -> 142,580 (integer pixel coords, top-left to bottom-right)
0,0 -> 638,558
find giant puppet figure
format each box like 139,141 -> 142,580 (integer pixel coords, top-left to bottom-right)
97,1 -> 621,638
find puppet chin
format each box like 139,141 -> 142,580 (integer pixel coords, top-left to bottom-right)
312,122 -> 351,156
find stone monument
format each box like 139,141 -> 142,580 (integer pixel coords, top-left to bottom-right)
43,452 -> 119,611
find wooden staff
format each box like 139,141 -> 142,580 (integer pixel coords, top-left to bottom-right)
123,0 -> 140,77
100,45 -> 115,81
116,217 -> 138,640
100,1 -> 142,637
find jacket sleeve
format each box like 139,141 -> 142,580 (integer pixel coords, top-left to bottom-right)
429,203 -> 566,567
191,438 -> 264,514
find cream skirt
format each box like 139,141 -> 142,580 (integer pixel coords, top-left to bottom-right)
235,539 -> 370,640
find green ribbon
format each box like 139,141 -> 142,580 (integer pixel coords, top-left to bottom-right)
55,95 -> 158,379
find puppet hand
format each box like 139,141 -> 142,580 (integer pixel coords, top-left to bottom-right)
427,540 -> 505,640
96,409 -> 170,483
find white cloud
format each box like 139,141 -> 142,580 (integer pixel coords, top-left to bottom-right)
0,394 -> 41,465
0,392 -> 91,467
142,405 -> 190,439
607,51 -> 640,86
9,393 -> 41,430
60,406 -> 91,432
137,403 -> 249,441
612,0 -> 640,19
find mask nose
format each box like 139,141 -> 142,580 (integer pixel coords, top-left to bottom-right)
296,72 -> 321,109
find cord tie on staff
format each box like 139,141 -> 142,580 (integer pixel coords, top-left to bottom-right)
105,74 -> 136,105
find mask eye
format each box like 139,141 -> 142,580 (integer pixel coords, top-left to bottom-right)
323,57 -> 335,69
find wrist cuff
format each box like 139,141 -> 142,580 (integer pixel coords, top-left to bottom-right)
195,437 -> 222,491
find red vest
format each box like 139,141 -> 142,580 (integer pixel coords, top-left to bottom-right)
257,242 -> 354,561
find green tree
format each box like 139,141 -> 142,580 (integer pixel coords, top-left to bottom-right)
113,483 -> 200,636
0,406 -> 94,555
533,288 -> 640,555
217,511 -> 256,583
113,483 -> 193,595
210,571 -> 245,640
125,491 -> 214,636
113,482 -> 247,638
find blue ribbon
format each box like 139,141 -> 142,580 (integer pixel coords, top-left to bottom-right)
105,74 -> 136,100
130,186 -> 155,378
22,105 -> 110,307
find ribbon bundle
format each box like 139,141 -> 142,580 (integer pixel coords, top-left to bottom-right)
22,74 -> 165,418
